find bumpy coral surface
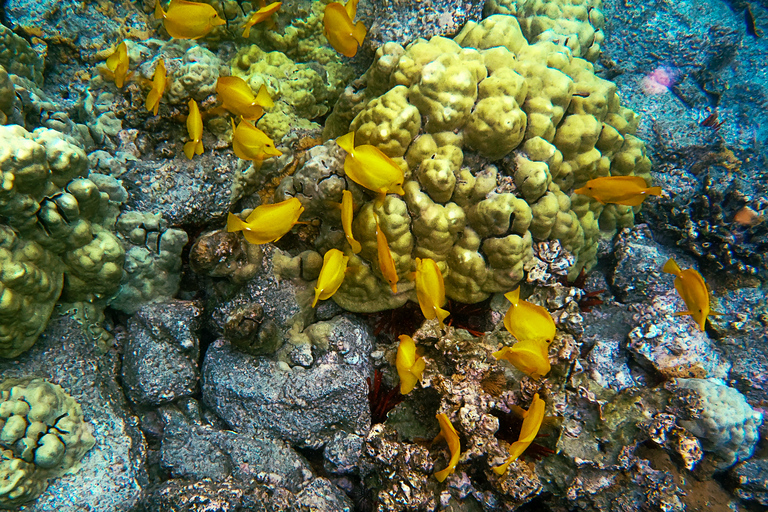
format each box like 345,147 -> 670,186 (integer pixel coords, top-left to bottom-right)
0,126 -> 126,357
282,14 -> 651,312
0,378 -> 95,508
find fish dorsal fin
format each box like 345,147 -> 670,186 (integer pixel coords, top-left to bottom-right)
255,84 -> 274,108
662,257 -> 682,276
337,131 -> 355,154
154,0 -> 166,19
344,0 -> 360,20
504,287 -> 521,306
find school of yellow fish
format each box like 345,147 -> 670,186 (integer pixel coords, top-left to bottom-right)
98,0 -> 727,486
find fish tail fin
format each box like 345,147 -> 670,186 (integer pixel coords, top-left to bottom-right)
336,131 -> 355,154
312,288 -> 321,307
255,85 -> 274,108
504,287 -> 521,306
242,24 -> 252,38
154,0 -> 165,19
183,141 -> 196,160
226,212 -> 246,233
349,239 -> 362,254
352,21 -> 367,45
195,140 -> 204,155
662,258 -> 682,276
645,186 -> 662,196
146,90 -> 160,114
436,306 -> 450,329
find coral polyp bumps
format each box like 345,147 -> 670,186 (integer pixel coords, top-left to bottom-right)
277,15 -> 652,313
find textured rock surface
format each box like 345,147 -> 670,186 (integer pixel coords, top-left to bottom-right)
121,301 -> 202,406
0,314 -> 147,512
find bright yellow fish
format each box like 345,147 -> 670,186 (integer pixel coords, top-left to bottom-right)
434,413 -> 461,482
573,175 -> 662,206
106,41 -> 129,88
493,339 -> 551,380
336,131 -> 405,200
231,118 -> 282,162
154,0 -> 226,39
493,394 -> 545,475
226,197 -> 304,245
313,248 -> 348,307
242,1 -> 282,37
395,334 -> 425,395
184,98 -> 203,160
662,257 -> 719,331
341,190 -> 362,254
503,287 -> 556,344
413,258 -> 449,329
145,58 -> 167,116
216,76 -> 274,120
375,217 -> 398,293
323,0 -> 367,58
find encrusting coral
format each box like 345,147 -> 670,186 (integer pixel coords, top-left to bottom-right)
279,14 -> 652,313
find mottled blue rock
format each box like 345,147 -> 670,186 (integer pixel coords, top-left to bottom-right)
121,301 -> 202,406
202,318 -> 372,448
733,458 -> 768,506
324,431 -> 364,475
0,313 -> 147,512
583,302 -> 639,391
159,402 -> 312,491
293,477 -> 353,511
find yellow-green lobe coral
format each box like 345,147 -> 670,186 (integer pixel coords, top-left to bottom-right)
0,379 -> 95,508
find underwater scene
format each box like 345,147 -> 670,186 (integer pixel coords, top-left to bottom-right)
0,0 -> 767,510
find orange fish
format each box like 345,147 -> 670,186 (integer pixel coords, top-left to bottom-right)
145,58 -> 167,116
230,118 -> 282,162
413,258 -> 449,329
434,413 -> 461,482
313,248 -> 348,307
155,0 -> 226,39
242,1 -> 282,37
573,176 -> 662,206
106,41 -> 130,88
662,258 -> 720,331
226,198 -> 304,245
493,394 -> 546,474
340,190 -> 362,254
336,131 -> 405,201
216,76 -> 274,120
184,98 -> 203,159
323,0 -> 367,58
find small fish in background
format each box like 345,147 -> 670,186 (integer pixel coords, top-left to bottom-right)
145,58 -> 167,116
641,65 -> 677,95
746,4 -> 761,38
313,248 -> 348,307
226,197 -> 305,244
573,175 -> 662,206
184,98 -> 203,159
230,117 -> 281,162
412,258 -> 450,330
433,413 -> 461,482
395,334 -> 425,394
242,1 -> 282,37
662,257 -> 720,331
733,206 -> 763,227
493,394 -> 546,475
340,190 -> 362,253
105,41 -> 130,88
700,109 -> 726,132
154,0 -> 226,39
375,216 -> 398,293
323,0 -> 367,57
336,131 -> 405,202
216,76 -> 274,120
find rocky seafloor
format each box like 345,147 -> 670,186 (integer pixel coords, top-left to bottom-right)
0,0 -> 767,510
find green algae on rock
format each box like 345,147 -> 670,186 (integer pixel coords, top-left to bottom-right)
0,378 -> 95,508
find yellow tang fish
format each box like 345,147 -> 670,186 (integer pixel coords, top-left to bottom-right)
434,413 -> 461,482
226,197 -> 304,245
242,1 -> 282,38
184,99 -> 203,160
375,217 -> 398,293
503,287 -> 556,344
395,334 -> 425,395
493,339 -> 551,380
216,76 -> 274,120
145,58 -> 167,116
662,257 -> 720,331
154,0 -> 226,39
493,394 -> 545,475
323,0 -> 367,57
336,131 -> 405,201
340,190 -> 362,254
413,258 -> 449,329
573,175 -> 662,206
313,248 -> 348,307
231,118 -> 282,162
106,41 -> 130,88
